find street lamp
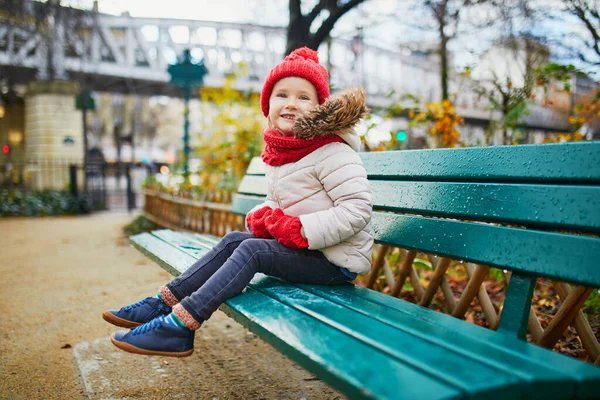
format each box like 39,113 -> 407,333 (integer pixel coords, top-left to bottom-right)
167,49 -> 208,178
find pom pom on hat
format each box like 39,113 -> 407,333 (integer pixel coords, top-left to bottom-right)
286,47 -> 320,62
260,47 -> 330,117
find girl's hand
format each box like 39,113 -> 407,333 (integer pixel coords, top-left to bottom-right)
265,209 -> 309,249
246,206 -> 274,239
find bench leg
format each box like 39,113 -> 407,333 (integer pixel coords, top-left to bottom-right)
497,273 -> 536,340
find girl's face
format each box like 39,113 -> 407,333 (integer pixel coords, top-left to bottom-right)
268,77 -> 319,136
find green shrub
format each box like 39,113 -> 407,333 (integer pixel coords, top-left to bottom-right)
0,189 -> 90,217
124,215 -> 158,236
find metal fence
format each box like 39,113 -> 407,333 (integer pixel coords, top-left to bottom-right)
1,159 -> 106,211
1,158 -> 153,212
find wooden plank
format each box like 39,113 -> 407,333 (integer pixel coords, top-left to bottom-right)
420,258 -> 451,307
452,265 -> 489,319
231,193 -> 265,215
555,282 -> 600,361
372,212 -> 600,287
497,273 -> 536,340
426,255 -> 456,312
366,244 -> 389,289
390,250 -> 416,297
297,282 -> 585,400
370,181 -> 600,233
539,287 -> 594,349
361,142 -> 600,183
528,306 -> 544,342
330,284 -> 600,400
250,277 -> 523,399
465,263 -> 498,328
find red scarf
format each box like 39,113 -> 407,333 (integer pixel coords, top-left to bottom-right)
261,127 -> 345,166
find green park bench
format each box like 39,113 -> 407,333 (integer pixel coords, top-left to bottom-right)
130,141 -> 600,399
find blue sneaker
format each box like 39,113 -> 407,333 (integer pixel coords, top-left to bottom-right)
102,297 -> 172,328
110,316 -> 194,357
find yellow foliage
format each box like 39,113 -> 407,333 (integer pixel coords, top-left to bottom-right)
566,91 -> 600,132
542,131 -> 586,143
410,100 -> 464,148
192,65 -> 264,199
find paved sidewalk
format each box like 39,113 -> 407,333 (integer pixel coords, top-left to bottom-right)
0,213 -> 341,399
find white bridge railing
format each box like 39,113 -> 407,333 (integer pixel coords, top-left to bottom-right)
0,5 -> 570,131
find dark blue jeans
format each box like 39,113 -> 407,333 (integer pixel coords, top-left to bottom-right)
166,231 -> 350,324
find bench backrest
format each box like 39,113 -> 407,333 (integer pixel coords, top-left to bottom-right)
232,142 -> 600,338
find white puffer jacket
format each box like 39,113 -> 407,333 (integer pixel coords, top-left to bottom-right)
249,88 -> 374,274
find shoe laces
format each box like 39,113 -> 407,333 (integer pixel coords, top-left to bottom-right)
131,317 -> 162,335
124,298 -> 149,311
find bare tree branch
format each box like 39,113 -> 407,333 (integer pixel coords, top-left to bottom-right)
285,0 -> 366,54
306,0 -> 329,24
289,0 -> 302,16
311,0 -> 366,47
563,0 -> 600,65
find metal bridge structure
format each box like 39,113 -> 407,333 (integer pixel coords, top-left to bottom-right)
0,2 -> 570,131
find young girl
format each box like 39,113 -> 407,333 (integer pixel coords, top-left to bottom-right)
103,47 -> 374,357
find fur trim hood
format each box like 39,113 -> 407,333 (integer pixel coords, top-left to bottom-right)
292,87 -> 369,152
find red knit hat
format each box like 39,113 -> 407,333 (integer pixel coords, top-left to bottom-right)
260,47 -> 330,117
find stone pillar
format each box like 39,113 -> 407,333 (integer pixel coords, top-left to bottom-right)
24,80 -> 82,190
0,91 -> 26,186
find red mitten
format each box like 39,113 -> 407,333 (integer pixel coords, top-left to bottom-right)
265,208 -> 309,249
246,206 -> 274,239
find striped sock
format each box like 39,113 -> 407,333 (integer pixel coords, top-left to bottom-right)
163,313 -> 188,329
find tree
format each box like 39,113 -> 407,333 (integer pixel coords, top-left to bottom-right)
561,0 -> 600,67
404,1 -> 489,101
479,37 -> 549,144
426,0 -> 457,101
286,0 -> 367,55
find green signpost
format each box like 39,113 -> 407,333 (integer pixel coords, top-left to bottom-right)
76,89 -> 96,192
167,49 -> 208,178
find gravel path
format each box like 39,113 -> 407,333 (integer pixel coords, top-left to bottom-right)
0,213 -> 343,399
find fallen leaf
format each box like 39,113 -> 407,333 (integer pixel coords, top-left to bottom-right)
60,344 -> 72,349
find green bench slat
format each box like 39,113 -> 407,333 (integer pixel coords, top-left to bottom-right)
231,193 -> 266,215
330,284 -> 600,400
245,157 -> 267,175
237,175 -> 268,195
248,276 -> 525,399
132,231 -> 462,399
231,167 -> 600,233
152,230 -> 212,259
370,181 -> 600,233
361,142 -> 600,183
295,282 -> 582,399
222,285 -> 462,400
188,233 -> 221,247
129,232 -> 197,276
372,212 -> 600,287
